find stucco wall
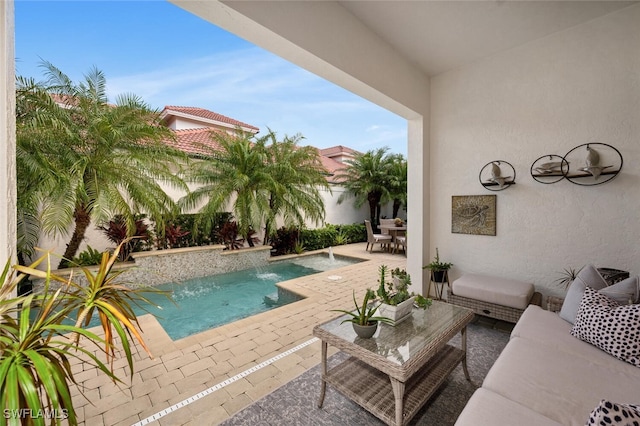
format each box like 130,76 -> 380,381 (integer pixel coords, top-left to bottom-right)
430,4 -> 640,299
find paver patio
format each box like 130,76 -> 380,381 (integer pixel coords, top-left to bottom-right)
70,242 -> 409,425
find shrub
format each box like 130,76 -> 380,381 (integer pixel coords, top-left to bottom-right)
70,245 -> 104,266
300,226 -> 338,251
99,214 -> 151,260
269,226 -> 301,256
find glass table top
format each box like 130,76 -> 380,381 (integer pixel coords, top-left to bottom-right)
314,301 -> 473,366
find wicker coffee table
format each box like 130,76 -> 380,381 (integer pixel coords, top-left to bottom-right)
313,301 -> 474,426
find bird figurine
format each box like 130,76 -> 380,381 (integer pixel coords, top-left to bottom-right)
535,161 -> 565,175
487,162 -> 512,188
579,146 -> 611,179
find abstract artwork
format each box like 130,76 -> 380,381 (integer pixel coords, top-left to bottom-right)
452,195 -> 496,236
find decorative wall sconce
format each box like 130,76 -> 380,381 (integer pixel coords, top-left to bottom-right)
479,160 -> 516,191
531,143 -> 623,186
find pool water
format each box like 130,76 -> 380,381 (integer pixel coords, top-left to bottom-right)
91,253 -> 360,340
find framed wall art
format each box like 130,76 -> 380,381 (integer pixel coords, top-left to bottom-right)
452,195 -> 496,236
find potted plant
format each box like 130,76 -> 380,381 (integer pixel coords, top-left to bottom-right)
377,265 -> 432,325
332,289 -> 393,338
394,217 -> 404,227
422,247 -> 453,283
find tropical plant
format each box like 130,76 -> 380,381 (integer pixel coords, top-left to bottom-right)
334,147 -> 395,227
387,154 -> 408,218
422,247 -> 453,271
180,129 -> 329,249
269,226 -> 301,256
377,265 -> 432,308
259,130 -> 329,243
333,231 -> 349,246
555,266 -> 583,289
216,221 -> 244,250
293,240 -> 306,255
1,241 -> 164,424
179,130 -> 271,247
70,245 -> 103,266
332,289 -> 393,326
162,223 -> 191,249
16,61 -> 188,268
99,214 -> 151,261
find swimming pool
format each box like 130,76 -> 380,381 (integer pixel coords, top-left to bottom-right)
115,253 -> 361,340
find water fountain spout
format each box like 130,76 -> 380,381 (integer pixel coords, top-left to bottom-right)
328,246 -> 335,264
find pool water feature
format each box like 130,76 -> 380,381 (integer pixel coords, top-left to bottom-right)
92,253 -> 361,340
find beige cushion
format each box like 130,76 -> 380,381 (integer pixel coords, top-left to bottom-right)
452,274 -> 534,309
512,305 -> 639,375
455,388 -> 562,426
483,337 -> 640,426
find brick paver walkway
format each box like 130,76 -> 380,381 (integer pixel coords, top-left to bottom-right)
71,243 -> 408,425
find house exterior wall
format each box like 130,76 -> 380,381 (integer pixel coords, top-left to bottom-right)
430,4 -> 640,299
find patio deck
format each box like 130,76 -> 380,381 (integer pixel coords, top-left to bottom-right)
72,242 -> 409,425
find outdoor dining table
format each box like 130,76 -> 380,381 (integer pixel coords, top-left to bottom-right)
378,224 -> 407,253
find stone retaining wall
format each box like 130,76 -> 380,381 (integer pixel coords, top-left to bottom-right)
34,245 -> 273,291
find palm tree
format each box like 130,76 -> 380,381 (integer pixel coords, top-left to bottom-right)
16,62 -> 188,268
260,130 -> 330,244
334,147 -> 394,227
387,154 -> 408,218
179,129 -> 330,247
179,130 -> 272,247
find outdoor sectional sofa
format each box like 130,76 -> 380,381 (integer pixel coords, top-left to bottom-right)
455,264 -> 640,426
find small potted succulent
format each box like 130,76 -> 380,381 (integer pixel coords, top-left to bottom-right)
332,289 -> 393,338
422,247 -> 453,283
377,265 -> 432,325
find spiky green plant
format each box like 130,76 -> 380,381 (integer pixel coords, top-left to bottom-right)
332,289 -> 393,326
1,240 -> 168,424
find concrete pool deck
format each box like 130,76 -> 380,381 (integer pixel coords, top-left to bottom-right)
71,242 -> 410,425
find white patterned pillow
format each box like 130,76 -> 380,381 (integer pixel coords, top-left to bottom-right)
585,399 -> 640,426
571,287 -> 640,368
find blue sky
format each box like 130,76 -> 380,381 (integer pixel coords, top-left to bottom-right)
15,1 -> 408,155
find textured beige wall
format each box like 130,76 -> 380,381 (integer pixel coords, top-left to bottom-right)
430,4 -> 640,299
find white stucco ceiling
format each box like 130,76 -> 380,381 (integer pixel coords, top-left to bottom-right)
338,1 -> 637,76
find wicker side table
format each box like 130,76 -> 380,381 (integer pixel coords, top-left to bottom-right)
547,296 -> 564,313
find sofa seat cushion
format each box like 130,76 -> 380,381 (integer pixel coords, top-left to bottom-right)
483,337 -> 640,426
451,274 -> 534,309
455,388 -> 562,426
511,305 -> 640,375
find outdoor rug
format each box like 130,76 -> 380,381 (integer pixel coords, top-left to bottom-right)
220,317 -> 511,426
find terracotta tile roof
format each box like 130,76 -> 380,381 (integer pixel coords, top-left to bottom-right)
319,145 -> 358,158
161,106 -> 259,133
166,128 -> 224,157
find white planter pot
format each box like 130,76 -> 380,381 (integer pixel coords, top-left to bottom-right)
378,296 -> 415,326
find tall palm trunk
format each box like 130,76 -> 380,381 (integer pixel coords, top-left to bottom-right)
392,199 -> 402,218
59,204 -> 91,268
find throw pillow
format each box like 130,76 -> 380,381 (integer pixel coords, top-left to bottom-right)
585,399 -> 640,426
560,264 -> 609,324
571,287 -> 640,368
600,275 -> 640,306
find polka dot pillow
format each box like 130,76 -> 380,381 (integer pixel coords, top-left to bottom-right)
571,287 -> 640,368
586,399 -> 640,426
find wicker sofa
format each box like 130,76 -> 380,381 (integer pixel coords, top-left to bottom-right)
456,266 -> 640,426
